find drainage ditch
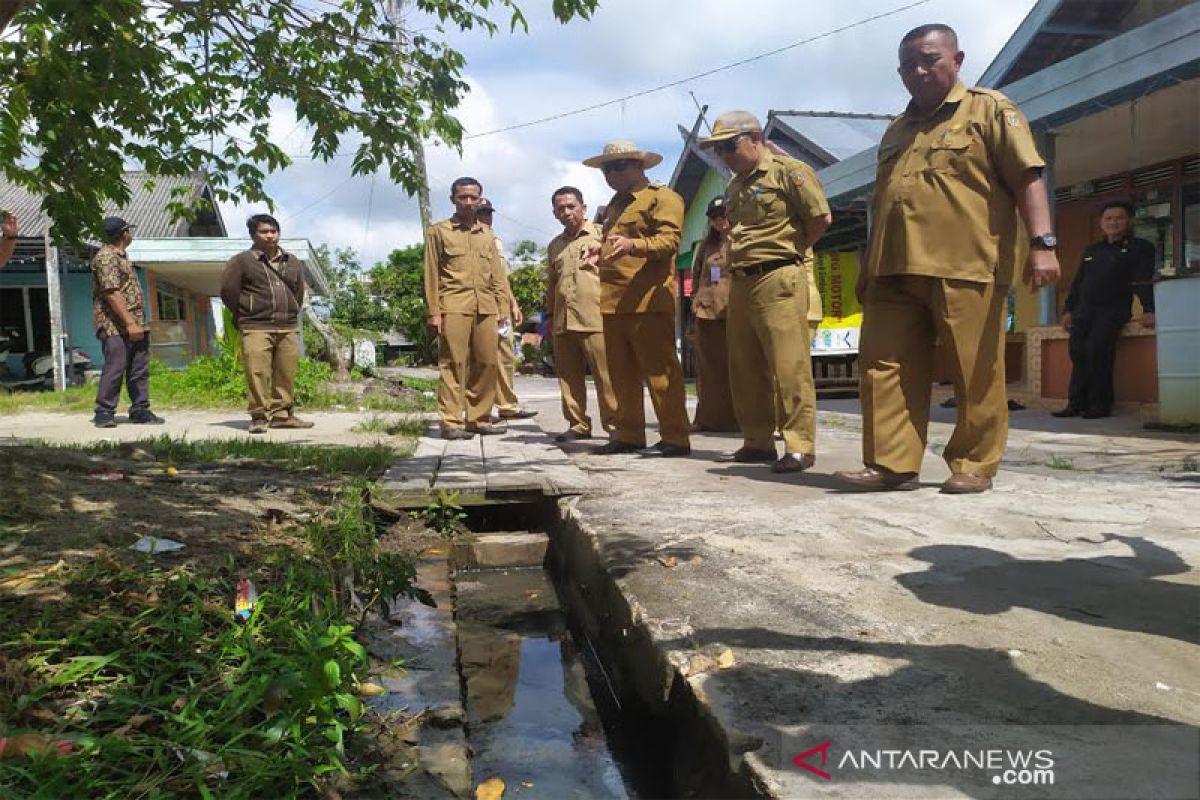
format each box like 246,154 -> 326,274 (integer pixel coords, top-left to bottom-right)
371,496 -> 759,799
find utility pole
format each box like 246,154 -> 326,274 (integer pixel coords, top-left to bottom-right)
386,0 -> 433,232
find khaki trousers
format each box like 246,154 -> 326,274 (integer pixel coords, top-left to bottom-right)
438,312 -> 498,430
554,330 -> 618,435
774,321 -> 820,437
859,275 -> 1008,477
602,312 -> 690,448
241,330 -> 300,421
495,331 -> 520,414
728,265 -> 816,454
694,318 -> 738,432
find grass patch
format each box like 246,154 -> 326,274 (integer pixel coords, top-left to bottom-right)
1046,454 -> 1075,471
57,436 -> 404,477
0,468 -> 424,797
350,415 -> 429,438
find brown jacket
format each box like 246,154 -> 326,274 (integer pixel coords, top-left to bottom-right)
690,236 -> 730,321
598,183 -> 684,315
423,217 -> 507,317
547,221 -> 604,334
220,248 -> 306,331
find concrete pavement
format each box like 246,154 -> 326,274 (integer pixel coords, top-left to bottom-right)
512,374 -> 1200,798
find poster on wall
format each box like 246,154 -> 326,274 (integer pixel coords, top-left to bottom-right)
812,250 -> 863,355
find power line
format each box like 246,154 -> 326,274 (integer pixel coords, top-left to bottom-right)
462,0 -> 932,140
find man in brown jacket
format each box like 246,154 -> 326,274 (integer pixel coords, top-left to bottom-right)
220,213 -> 312,434
584,141 -> 690,457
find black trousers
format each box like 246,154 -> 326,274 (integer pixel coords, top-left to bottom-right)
95,333 -> 151,416
1066,310 -> 1128,413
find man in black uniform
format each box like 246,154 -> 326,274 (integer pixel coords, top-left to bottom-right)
1053,200 -> 1156,419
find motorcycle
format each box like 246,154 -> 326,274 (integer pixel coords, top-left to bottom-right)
0,328 -> 92,391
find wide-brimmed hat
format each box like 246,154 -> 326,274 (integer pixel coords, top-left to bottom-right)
583,140 -> 663,170
699,110 -> 763,147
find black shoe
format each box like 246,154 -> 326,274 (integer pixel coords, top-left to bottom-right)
1081,408 -> 1111,419
1051,407 -> 1081,418
500,408 -> 539,420
129,410 -> 165,425
771,453 -> 816,473
93,414 -> 117,429
442,428 -> 475,440
555,429 -> 592,443
468,423 -> 508,436
719,446 -> 776,463
594,440 -> 641,455
638,441 -> 691,458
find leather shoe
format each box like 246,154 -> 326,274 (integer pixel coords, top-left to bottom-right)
834,466 -> 918,491
441,427 -> 475,440
1081,408 -> 1110,419
248,418 -> 269,434
771,453 -> 815,473
269,415 -> 314,429
500,408 -> 539,420
595,440 -> 641,455
129,410 -> 165,425
720,446 -> 776,463
1051,407 -> 1081,418
941,473 -> 993,494
93,414 -> 117,429
555,429 -> 591,443
468,423 -> 508,436
638,441 -> 691,458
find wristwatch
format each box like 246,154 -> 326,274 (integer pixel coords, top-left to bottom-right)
1030,234 -> 1057,250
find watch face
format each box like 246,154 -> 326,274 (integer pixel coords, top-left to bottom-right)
1042,235 -> 1058,248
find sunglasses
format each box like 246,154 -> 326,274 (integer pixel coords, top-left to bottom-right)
712,134 -> 747,156
601,159 -> 638,175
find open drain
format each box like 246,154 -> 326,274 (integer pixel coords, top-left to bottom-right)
450,500 -> 674,799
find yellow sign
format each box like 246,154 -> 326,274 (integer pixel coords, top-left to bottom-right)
812,251 -> 863,354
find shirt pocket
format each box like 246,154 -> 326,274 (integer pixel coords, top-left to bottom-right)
927,133 -> 975,175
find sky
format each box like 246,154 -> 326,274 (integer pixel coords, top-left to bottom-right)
219,0 -> 1038,267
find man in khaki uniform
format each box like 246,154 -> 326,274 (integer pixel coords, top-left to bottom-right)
423,177 -> 510,439
834,24 -> 1060,494
701,112 -> 832,473
546,186 -> 618,442
476,198 -> 538,423
583,140 -> 691,457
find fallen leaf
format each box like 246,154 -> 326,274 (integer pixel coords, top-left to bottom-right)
163,466 -> 178,476
475,776 -> 505,800
262,508 -> 288,523
356,681 -> 387,697
716,648 -> 735,669
656,555 -> 678,569
114,713 -> 155,737
0,734 -> 73,758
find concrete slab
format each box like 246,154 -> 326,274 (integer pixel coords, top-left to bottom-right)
511,374 -> 1200,798
452,532 -> 550,570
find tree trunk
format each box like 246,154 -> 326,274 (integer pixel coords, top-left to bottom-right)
0,0 -> 31,34
303,304 -> 350,381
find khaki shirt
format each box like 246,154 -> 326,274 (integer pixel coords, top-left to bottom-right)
423,217 -> 506,316
599,183 -> 685,315
867,82 -> 1045,285
690,236 -> 731,321
91,244 -> 145,338
725,151 -> 830,271
547,221 -> 604,334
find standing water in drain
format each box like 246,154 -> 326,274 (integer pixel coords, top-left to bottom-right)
456,567 -> 634,798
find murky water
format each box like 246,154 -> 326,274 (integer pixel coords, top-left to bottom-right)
455,568 -> 637,799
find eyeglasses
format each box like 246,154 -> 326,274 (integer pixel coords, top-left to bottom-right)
713,134 -> 747,156
601,160 -> 638,175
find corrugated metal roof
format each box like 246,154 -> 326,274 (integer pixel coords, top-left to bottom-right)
0,171 -> 216,239
770,116 -> 892,163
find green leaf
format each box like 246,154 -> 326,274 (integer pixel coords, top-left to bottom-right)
323,659 -> 341,688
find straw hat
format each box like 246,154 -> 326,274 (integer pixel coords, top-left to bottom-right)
583,140 -> 663,169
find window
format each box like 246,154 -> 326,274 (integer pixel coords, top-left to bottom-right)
1133,189 -> 1173,275
155,283 -> 187,322
1182,182 -> 1200,277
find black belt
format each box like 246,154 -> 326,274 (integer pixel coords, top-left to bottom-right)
732,258 -> 798,278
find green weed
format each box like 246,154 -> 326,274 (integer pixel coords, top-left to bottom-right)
1046,454 -> 1075,470
351,415 -> 429,438
410,490 -> 467,537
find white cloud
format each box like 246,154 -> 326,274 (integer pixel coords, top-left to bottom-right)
218,0 -> 1038,271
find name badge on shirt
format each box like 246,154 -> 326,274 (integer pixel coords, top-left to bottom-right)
708,260 -> 721,283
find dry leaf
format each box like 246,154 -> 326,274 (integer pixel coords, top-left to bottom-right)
716,648 -> 735,669
357,681 -> 387,697
114,713 -> 155,737
475,776 -> 505,800
0,734 -> 73,758
656,555 -> 678,569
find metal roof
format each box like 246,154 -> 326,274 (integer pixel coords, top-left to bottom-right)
766,114 -> 893,165
0,171 -> 226,240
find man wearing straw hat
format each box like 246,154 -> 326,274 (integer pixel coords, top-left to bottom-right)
583,141 -> 691,457
700,111 -> 831,473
